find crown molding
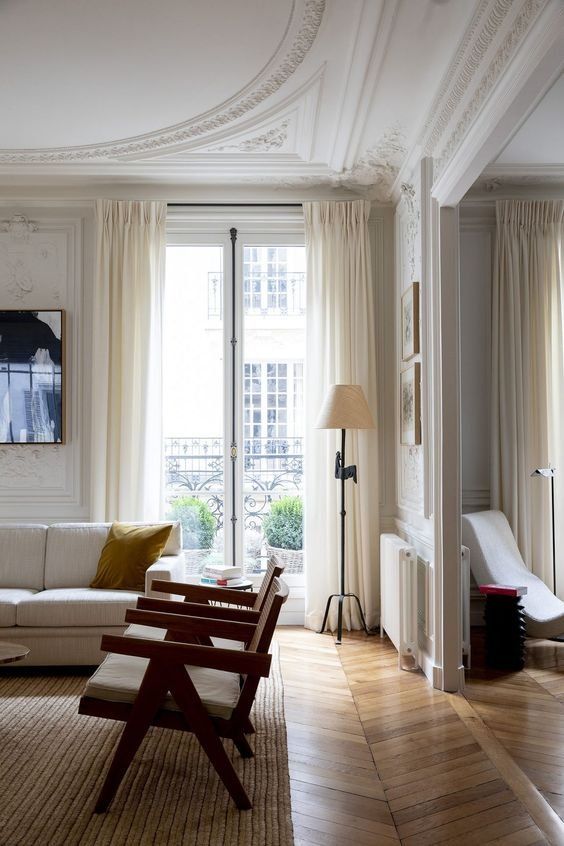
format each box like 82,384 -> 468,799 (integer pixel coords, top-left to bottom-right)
392,0 -> 557,203
0,0 -> 325,165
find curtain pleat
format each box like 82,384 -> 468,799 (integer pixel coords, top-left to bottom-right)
91,200 -> 166,521
491,199 -> 564,591
303,200 -> 379,630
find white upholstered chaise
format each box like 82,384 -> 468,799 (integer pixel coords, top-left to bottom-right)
462,510 -> 564,639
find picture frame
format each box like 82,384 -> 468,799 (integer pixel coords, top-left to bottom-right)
401,282 -> 420,360
0,309 -> 65,444
400,363 -> 421,445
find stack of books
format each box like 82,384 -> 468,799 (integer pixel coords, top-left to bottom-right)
201,564 -> 245,587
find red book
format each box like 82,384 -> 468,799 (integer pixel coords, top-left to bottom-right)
479,584 -> 528,597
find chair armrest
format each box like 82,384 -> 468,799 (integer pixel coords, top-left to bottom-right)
145,555 -> 185,599
125,608 -> 256,642
137,596 -> 261,622
151,578 -> 258,607
100,634 -> 271,676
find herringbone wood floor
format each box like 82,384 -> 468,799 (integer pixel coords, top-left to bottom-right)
276,628 -> 564,845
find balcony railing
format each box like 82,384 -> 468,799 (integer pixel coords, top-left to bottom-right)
208,272 -> 305,319
165,435 -> 303,534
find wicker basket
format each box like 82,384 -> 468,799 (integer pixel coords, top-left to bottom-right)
265,545 -> 304,574
184,548 -> 212,576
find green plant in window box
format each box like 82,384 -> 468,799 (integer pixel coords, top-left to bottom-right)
167,496 -> 217,574
263,495 -> 304,574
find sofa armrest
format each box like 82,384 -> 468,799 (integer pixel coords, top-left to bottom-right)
145,554 -> 185,599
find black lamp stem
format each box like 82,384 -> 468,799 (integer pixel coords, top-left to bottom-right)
318,427 -> 372,644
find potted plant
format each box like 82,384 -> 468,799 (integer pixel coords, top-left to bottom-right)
167,496 -> 216,574
263,495 -> 303,574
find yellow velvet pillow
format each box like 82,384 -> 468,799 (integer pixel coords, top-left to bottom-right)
90,522 -> 173,592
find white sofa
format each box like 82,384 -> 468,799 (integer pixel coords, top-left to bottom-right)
0,522 -> 184,666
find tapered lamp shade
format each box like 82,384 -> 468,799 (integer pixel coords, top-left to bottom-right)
316,384 -> 375,430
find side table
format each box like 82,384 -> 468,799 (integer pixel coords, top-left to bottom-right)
479,584 -> 527,671
0,642 -> 30,665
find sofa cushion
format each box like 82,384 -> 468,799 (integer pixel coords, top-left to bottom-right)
90,522 -> 173,592
16,588 -> 141,628
0,589 -> 38,627
44,522 -> 182,589
84,651 -> 240,718
0,525 -> 47,590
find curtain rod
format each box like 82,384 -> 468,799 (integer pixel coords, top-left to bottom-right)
167,203 -> 303,208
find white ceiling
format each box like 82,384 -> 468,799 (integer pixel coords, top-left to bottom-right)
0,0 -> 480,195
495,73 -> 564,165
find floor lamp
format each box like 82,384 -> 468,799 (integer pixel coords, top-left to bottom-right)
316,384 -> 375,645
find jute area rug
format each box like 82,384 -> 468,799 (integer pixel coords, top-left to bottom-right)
0,645 -> 293,846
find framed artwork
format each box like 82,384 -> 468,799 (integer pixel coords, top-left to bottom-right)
0,310 -> 64,444
401,282 -> 420,360
400,363 -> 421,445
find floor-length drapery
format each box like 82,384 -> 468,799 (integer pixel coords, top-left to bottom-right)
91,200 -> 166,521
304,200 -> 379,631
491,200 -> 564,591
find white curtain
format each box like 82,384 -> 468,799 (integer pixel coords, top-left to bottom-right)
91,200 -> 166,522
304,200 -> 379,631
491,200 -> 564,590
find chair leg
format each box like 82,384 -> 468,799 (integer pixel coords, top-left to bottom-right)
243,717 -> 255,735
169,665 -> 252,810
232,732 -> 254,759
95,662 -> 168,813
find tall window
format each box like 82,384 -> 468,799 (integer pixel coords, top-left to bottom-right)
164,226 -> 305,577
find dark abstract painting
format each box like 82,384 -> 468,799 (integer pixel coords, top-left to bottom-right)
0,310 -> 64,443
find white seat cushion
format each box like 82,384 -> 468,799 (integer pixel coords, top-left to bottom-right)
0,589 -> 38,627
125,623 -> 244,650
84,650 -> 240,718
0,525 -> 47,590
16,588 -> 141,628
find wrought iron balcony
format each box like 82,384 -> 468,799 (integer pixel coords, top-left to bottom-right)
208,272 -> 306,319
165,435 -> 303,533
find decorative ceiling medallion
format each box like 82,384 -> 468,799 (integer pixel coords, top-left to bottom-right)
0,0 -> 325,164
0,214 -> 38,240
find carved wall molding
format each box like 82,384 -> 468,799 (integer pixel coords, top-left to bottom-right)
0,447 -> 65,488
399,183 -> 420,281
338,126 -> 407,201
0,0 -> 325,164
418,0 -> 547,173
400,445 -> 424,508
0,214 -> 38,240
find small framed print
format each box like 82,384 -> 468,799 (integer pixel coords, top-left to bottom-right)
400,363 -> 421,445
401,282 -> 420,360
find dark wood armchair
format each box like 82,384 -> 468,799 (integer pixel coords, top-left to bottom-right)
78,575 -> 288,812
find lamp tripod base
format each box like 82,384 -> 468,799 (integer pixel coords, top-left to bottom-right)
318,592 -> 374,645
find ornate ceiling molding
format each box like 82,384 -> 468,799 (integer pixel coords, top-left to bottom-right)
246,125 -> 407,201
0,0 -> 325,164
419,0 -> 547,171
208,120 -> 290,153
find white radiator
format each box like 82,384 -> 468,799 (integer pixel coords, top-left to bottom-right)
380,533 -> 418,670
